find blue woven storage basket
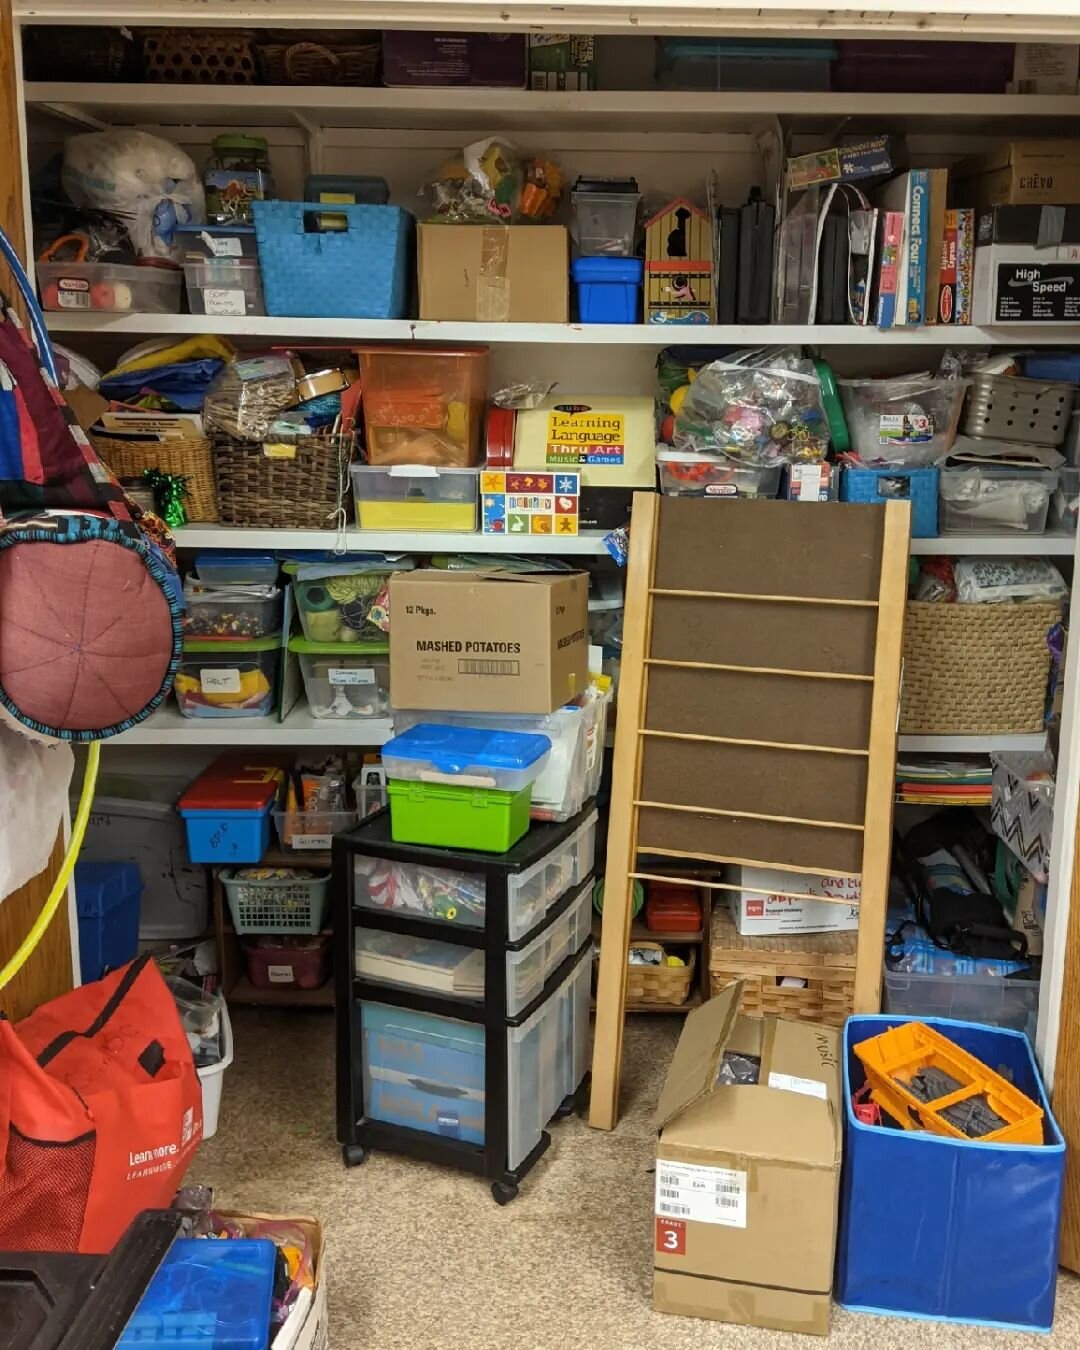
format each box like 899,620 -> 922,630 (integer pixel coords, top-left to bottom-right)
252,201 -> 411,319
840,465 -> 939,537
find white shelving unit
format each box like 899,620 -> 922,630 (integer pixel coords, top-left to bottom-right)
13,0 -> 1080,1082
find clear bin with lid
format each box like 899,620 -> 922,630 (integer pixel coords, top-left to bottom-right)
289,636 -> 390,720
175,639 -> 279,718
571,182 -> 641,257
184,257 -> 265,317
657,448 -> 782,498
355,345 -> 489,467
351,464 -> 480,532
939,467 -> 1058,535
382,723 -> 552,793
183,577 -> 282,639
38,260 -> 181,314
194,553 -> 278,586
289,562 -> 400,642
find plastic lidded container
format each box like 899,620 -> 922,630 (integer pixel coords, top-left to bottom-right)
351,464 -> 480,531
289,566 -> 395,642
289,636 -> 391,720
205,134 -> 275,224
194,553 -> 279,586
571,178 -> 641,257
354,345 -> 490,467
657,447 -> 782,498
174,223 -> 260,261
175,638 -> 280,718
38,260 -> 181,314
183,578 -> 282,639
184,257 -> 265,317
382,723 -> 552,793
939,467 -> 1058,536
572,257 -> 643,324
117,1237 -> 276,1350
1053,465 -> 1080,533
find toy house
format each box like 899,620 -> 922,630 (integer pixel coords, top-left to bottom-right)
643,196 -> 715,324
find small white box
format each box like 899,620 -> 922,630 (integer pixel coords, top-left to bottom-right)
729,867 -> 860,936
973,243 -> 1080,325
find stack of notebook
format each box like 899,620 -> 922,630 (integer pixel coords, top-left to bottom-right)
355,931 -> 485,998
895,759 -> 993,807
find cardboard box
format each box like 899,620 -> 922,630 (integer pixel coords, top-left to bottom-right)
787,135 -> 892,191
653,984 -> 843,1336
529,34 -> 596,90
480,468 -> 581,537
389,569 -> 589,714
973,242 -> 1080,324
958,140 -> 1080,207
418,224 -> 569,323
217,1211 -> 327,1350
730,866 -> 860,936
382,31 -> 527,87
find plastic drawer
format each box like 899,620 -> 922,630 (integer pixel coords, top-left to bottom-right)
506,987 -> 560,1171
354,856 -> 486,928
556,944 -> 594,1106
882,967 -> 1040,1040
506,809 -> 598,941
355,928 -> 483,1001
504,883 -> 591,1016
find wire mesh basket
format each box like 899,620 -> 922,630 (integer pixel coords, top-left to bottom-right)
221,868 -> 330,935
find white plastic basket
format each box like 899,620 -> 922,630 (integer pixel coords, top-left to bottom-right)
198,1002 -> 234,1140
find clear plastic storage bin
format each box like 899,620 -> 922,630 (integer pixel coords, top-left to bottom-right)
571,187 -> 641,257
506,809 -> 598,940
290,637 -> 390,720
354,856 -> 487,928
273,808 -> 357,852
193,553 -> 278,586
1052,466 -> 1080,533
505,881 -> 592,1015
183,579 -> 282,640
354,345 -> 489,467
351,464 -> 480,532
355,928 -> 484,1001
939,467 -> 1058,536
382,723 -> 551,793
657,448 -> 782,499
175,639 -> 279,719
175,223 -> 260,261
184,257 -> 265,317
291,566 -> 396,643
38,260 -> 182,314
882,968 -> 1040,1040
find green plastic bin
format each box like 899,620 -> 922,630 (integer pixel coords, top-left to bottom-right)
387,779 -> 532,853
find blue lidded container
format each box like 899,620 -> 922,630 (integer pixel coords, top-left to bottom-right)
382,723 -> 552,793
571,257 -> 643,325
193,554 -> 279,586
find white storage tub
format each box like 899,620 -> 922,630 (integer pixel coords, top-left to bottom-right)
197,1002 -> 233,1140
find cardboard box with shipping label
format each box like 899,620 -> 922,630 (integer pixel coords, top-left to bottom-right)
958,139 -> 1080,207
730,866 -> 860,936
653,984 -> 843,1337
389,570 -> 588,714
418,224 -> 569,323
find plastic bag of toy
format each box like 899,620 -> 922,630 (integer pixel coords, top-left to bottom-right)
63,130 -> 205,263
424,138 -> 562,223
673,347 -> 829,466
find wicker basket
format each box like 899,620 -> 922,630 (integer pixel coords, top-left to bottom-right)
140,29 -> 256,84
213,432 -> 353,530
256,31 -> 380,85
900,600 -> 1060,735
24,26 -> 140,82
708,906 -> 856,1027
626,942 -> 696,1007
92,433 -> 218,522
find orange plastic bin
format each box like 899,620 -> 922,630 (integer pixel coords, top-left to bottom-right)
356,345 -> 489,467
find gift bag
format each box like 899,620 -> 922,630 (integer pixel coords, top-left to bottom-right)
0,955 -> 203,1253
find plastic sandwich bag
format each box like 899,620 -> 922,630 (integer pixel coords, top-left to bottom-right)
0,724 -> 73,903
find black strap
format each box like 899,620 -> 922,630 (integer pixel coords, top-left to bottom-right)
36,954 -> 153,1069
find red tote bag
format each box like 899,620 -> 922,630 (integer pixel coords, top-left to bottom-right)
0,955 -> 203,1253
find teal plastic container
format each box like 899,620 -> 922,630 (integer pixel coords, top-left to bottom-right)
387,779 -> 532,853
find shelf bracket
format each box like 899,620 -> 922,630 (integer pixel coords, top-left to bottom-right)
33,101 -> 107,133
291,110 -> 325,179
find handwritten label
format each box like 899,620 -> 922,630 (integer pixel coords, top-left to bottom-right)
200,667 -> 241,694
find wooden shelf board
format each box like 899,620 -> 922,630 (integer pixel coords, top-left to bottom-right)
227,975 -> 335,1008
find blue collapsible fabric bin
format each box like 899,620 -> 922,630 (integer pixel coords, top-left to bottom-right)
252,200 -> 411,319
840,465 -> 939,537
571,256 -> 643,324
74,861 -> 142,983
837,1015 -> 1065,1332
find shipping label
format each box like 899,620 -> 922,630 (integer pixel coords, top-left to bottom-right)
655,1161 -> 748,1229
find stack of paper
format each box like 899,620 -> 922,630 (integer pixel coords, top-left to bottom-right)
895,759 -> 993,807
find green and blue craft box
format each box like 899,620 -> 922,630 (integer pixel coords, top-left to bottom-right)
837,1015 -> 1065,1332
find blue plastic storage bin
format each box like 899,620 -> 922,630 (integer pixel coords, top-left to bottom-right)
118,1238 -> 276,1350
840,465 -> 939,537
571,257 -> 643,324
178,801 -> 273,864
74,861 -> 141,984
252,200 -> 411,319
1021,351 -> 1080,383
837,1015 -> 1065,1332
381,723 -> 551,792
193,552 -> 278,586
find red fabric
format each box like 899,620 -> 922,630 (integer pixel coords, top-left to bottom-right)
0,538 -> 173,732
0,957 -> 203,1253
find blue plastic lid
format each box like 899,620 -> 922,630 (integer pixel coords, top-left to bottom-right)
74,862 -> 141,918
383,723 -> 551,775
175,224 -> 257,237
195,553 -> 276,570
572,257 -> 644,283
117,1238 -> 276,1350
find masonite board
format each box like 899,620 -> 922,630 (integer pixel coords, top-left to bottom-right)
589,495 -> 909,1131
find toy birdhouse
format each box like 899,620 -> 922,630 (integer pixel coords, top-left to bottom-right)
644,196 -> 715,324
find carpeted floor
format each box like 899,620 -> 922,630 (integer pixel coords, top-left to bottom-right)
195,1008 -> 1078,1348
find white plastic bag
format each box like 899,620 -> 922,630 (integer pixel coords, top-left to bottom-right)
0,725 -> 73,904
63,130 -> 206,262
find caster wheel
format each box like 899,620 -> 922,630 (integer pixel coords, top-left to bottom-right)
552,1093 -> 575,1120
491,1181 -> 518,1206
342,1145 -> 367,1168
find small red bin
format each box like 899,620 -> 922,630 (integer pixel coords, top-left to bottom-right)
243,934 -> 332,990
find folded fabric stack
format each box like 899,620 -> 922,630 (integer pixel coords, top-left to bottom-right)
895,758 -> 992,806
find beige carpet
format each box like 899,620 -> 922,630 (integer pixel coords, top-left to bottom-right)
196,1008 -> 1079,1348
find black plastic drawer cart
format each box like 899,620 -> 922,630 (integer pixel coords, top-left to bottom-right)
334,804 -> 597,1204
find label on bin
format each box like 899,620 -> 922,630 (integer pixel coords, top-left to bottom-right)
879,412 -> 933,445
57,282 -> 91,309
655,1162 -> 747,1228
268,964 -> 295,983
200,667 -> 241,694
293,834 -> 332,850
202,287 -> 247,317
329,667 -> 376,686
767,1072 -> 827,1101
204,233 -> 243,258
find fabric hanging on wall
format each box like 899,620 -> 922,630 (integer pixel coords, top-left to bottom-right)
0,723 -> 73,903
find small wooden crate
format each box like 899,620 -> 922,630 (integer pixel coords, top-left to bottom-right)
708,905 -> 856,1027
626,942 -> 696,1007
